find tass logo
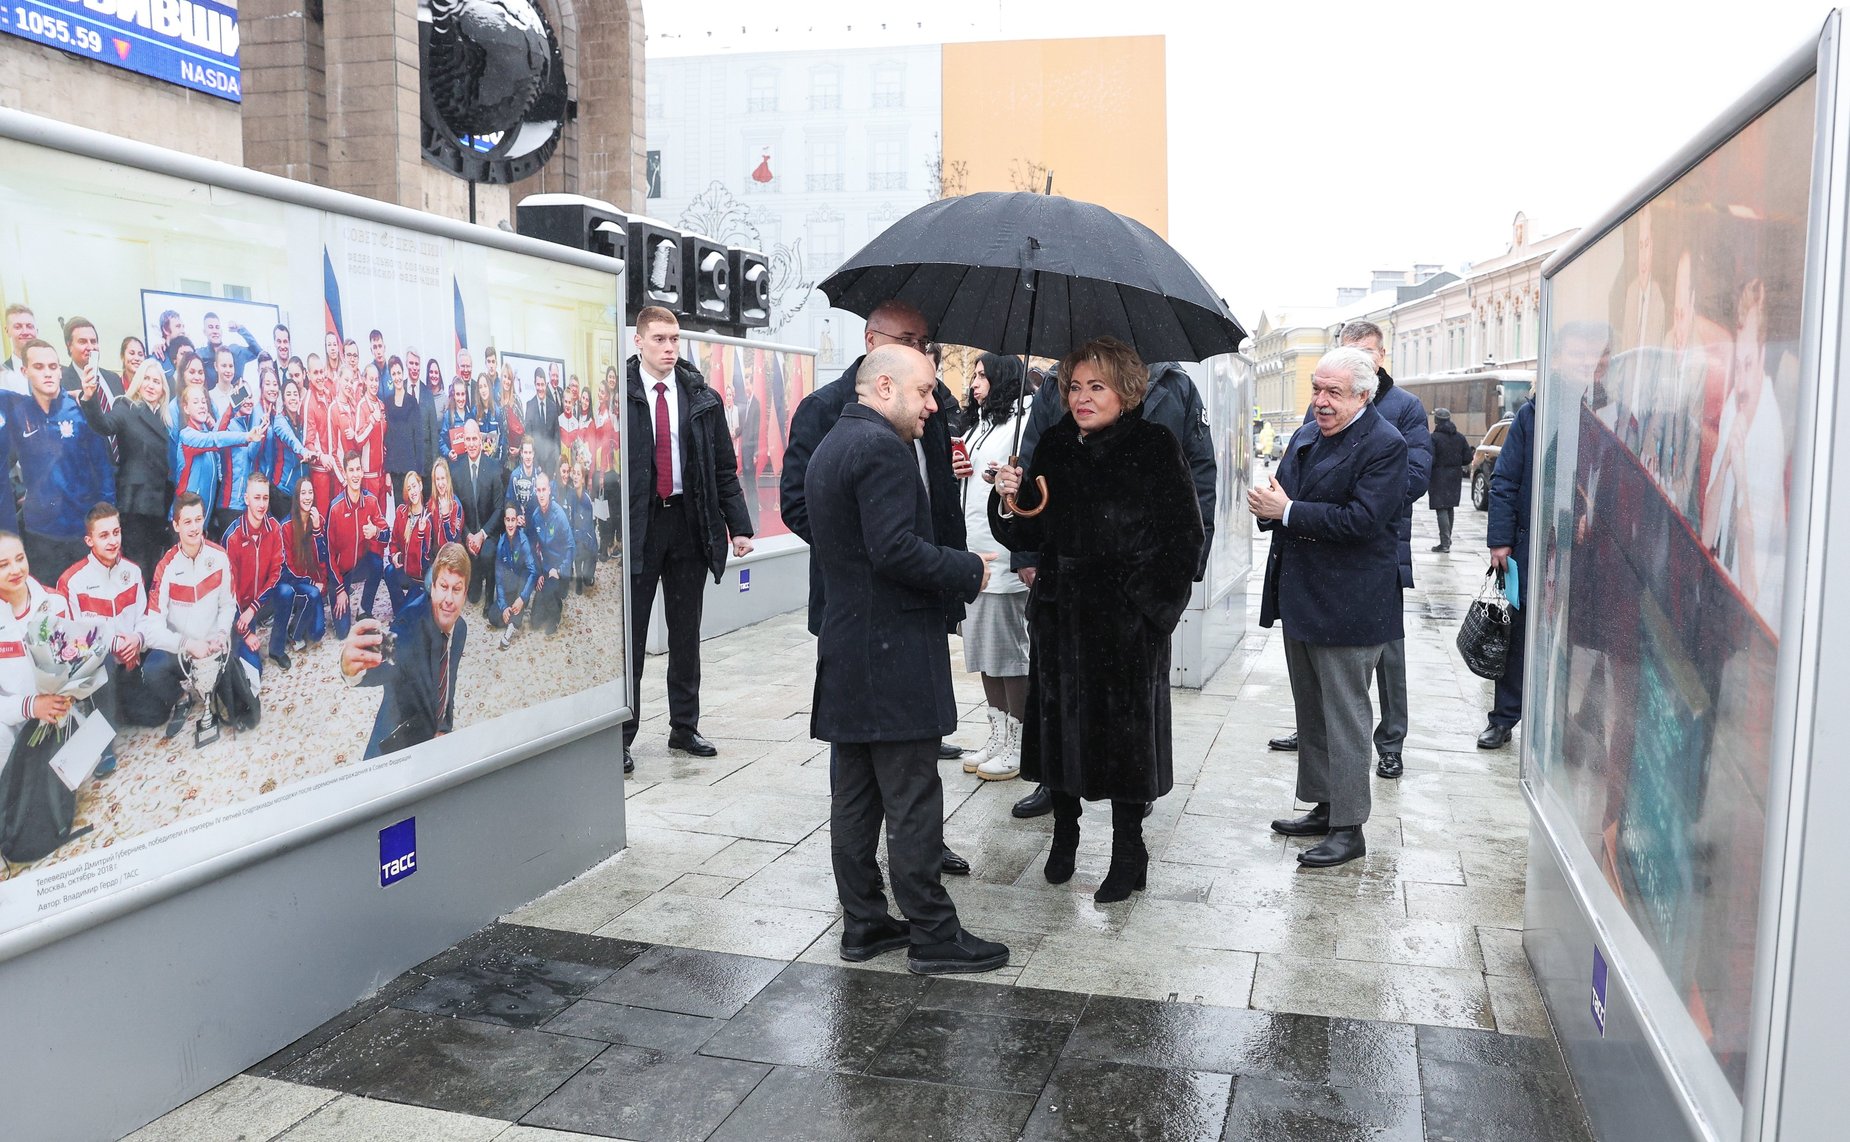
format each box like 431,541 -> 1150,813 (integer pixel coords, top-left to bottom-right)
379,817 -> 417,887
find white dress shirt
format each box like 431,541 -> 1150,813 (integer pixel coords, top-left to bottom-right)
642,362 -> 685,495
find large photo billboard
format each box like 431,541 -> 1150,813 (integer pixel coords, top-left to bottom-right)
0,134 -> 624,938
1532,75 -> 1815,1094
679,332 -> 815,540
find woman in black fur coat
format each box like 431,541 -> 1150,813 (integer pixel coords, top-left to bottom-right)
991,337 -> 1204,903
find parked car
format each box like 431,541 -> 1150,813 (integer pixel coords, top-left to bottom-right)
1470,415 -> 1514,511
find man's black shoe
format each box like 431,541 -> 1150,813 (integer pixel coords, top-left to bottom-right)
907,928 -> 1009,975
1477,723 -> 1513,750
668,730 -> 719,757
623,748 -> 635,774
1271,803 -> 1331,837
841,917 -> 911,962
269,651 -> 292,672
163,701 -> 191,741
1142,801 -> 1155,819
1268,732 -> 1299,752
1012,784 -> 1053,818
1298,825 -> 1366,868
1431,544 -> 1450,552
941,847 -> 971,875
938,742 -> 963,760
1376,753 -> 1404,779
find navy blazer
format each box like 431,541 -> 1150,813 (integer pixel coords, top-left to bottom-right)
805,403 -> 983,743
361,600 -> 466,759
1259,405 -> 1408,646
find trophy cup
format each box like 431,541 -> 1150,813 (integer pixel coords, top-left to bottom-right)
186,650 -> 226,748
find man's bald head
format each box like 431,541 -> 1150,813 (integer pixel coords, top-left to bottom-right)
863,300 -> 929,353
856,344 -> 938,441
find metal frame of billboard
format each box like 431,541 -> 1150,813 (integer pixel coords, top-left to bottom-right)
0,105 -> 632,965
1532,14 -> 1837,1141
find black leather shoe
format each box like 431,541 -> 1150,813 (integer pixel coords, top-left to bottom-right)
941,847 -> 971,875
907,928 -> 1009,975
1477,724 -> 1513,750
1141,801 -> 1155,819
841,917 -> 912,962
1298,825 -> 1366,867
668,730 -> 719,757
938,742 -> 964,760
1431,544 -> 1450,552
1376,752 -> 1404,779
1271,803 -> 1331,837
623,748 -> 635,774
1012,784 -> 1053,818
1268,732 -> 1299,752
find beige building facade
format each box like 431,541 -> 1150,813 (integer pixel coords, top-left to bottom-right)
1249,307 -> 1336,430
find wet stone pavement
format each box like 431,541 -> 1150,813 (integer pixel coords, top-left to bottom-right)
131,506 -> 1596,1140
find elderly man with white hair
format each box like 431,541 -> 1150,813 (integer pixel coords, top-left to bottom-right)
1247,346 -> 1410,868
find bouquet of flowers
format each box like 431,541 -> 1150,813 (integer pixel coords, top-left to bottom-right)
24,607 -> 110,746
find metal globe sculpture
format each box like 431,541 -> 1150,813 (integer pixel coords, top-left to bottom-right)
420,0 -> 572,185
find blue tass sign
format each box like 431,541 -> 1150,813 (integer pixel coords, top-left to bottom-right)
379,818 -> 417,888
0,0 -> 241,103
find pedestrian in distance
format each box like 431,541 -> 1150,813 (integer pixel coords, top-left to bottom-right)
804,342 -> 1008,974
1251,347 -> 1409,868
1480,394 -> 1535,750
1427,408 -> 1472,552
992,337 -> 1204,903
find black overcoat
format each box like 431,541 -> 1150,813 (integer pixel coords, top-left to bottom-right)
989,408 -> 1203,803
780,356 -> 967,634
1427,421 -> 1471,510
625,356 -> 754,582
1258,406 -> 1408,646
806,404 -> 983,743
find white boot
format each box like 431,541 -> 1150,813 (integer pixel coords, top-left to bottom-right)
977,714 -> 1022,781
964,707 -> 1005,773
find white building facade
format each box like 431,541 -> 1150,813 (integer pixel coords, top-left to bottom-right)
647,45 -> 944,373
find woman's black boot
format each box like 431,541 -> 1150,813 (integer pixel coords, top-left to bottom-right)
1044,793 -> 1081,884
1095,800 -> 1148,903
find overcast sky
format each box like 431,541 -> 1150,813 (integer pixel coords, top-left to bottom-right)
644,0 -> 1836,325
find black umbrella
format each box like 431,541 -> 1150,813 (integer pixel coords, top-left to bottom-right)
820,191 -> 1245,515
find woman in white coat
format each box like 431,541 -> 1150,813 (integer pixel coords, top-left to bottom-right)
957,353 -> 1031,780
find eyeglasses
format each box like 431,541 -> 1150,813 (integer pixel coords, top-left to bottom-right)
868,326 -> 932,349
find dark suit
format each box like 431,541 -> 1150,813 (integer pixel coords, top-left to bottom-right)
525,389 -> 563,472
452,453 -> 504,608
61,363 -> 124,401
622,356 -> 753,745
78,391 -> 172,583
781,356 -> 967,635
359,599 -> 465,759
806,403 -> 983,943
1259,405 -> 1407,827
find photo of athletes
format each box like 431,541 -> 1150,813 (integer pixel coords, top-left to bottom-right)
0,138 -> 624,918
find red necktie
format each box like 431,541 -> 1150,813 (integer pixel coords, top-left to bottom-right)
654,381 -> 674,499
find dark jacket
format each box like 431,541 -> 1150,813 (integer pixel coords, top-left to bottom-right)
452,452 -> 504,540
62,364 -> 124,401
79,392 -> 172,517
1487,398 -> 1534,571
361,600 -> 466,759
805,403 -> 984,743
780,355 -> 967,634
626,356 -> 753,582
383,390 -> 429,476
525,389 -> 563,472
1259,405 -> 1408,646
1013,361 -> 1217,579
1427,420 -> 1472,511
1303,368 -> 1430,587
990,407 -> 1202,802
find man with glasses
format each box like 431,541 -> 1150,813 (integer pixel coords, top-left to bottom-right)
782,299 -> 976,876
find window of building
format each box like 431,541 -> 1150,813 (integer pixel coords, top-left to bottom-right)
809,216 -> 844,273
748,72 -> 778,113
223,284 -> 252,301
1513,309 -> 1523,359
809,69 -> 840,111
872,66 -> 904,108
646,150 -> 662,199
868,136 -> 906,191
807,138 -> 843,192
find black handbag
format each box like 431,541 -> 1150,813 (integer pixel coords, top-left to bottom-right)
1457,567 -> 1513,680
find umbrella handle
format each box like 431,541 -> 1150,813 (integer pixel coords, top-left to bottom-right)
1002,455 -> 1048,518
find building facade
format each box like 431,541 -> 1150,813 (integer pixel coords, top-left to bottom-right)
1248,307 -> 1336,430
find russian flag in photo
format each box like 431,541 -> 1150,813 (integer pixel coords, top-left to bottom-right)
323,247 -> 344,339
453,277 -> 468,354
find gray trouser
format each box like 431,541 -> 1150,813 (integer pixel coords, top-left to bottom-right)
1284,636 -> 1386,828
1435,508 -> 1454,548
830,739 -> 960,944
1372,638 -> 1408,754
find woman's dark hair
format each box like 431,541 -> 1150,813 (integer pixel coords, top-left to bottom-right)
973,353 -> 1025,426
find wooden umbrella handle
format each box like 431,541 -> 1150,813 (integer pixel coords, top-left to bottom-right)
1002,454 -> 1048,518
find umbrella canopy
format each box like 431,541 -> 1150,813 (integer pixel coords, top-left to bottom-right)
819,191 -> 1247,363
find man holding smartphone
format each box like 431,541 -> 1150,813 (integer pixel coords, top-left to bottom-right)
342,542 -> 472,759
